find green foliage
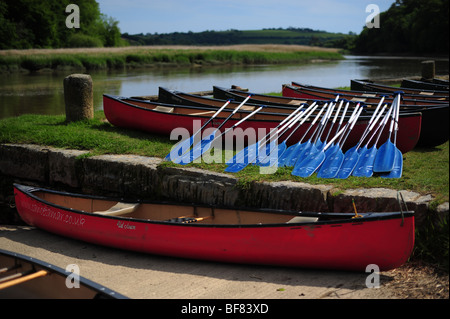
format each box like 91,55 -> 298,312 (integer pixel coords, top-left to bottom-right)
67,34 -> 104,48
0,0 -> 123,49
354,0 -> 449,54
413,213 -> 449,271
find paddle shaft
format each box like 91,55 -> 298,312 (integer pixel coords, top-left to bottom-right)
322,99 -> 344,146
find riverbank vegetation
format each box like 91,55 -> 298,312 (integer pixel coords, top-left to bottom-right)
0,45 -> 343,73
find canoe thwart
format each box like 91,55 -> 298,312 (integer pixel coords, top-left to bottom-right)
0,270 -> 49,290
93,202 -> 140,216
287,216 -> 319,223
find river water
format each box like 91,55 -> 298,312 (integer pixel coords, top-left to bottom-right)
0,55 -> 448,120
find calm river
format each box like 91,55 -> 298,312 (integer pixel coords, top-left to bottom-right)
0,55 -> 448,119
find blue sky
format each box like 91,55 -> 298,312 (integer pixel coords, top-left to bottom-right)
96,0 -> 395,35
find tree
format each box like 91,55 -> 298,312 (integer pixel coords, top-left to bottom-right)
353,0 -> 449,54
0,0 -> 124,49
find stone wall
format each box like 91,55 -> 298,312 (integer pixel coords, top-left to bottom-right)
1,143 -> 447,227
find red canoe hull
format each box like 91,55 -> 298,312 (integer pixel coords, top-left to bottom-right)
103,95 -> 421,153
14,184 -> 415,271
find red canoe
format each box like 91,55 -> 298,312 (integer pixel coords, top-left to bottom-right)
350,79 -> 449,97
103,94 -> 421,153
13,184 -> 415,271
286,82 -> 449,104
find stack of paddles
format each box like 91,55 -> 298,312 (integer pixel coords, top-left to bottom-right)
164,93 -> 404,179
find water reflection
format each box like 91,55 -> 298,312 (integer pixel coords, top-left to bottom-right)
0,56 -> 448,119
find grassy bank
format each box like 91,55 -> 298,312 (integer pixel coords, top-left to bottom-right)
0,45 -> 343,73
1,111 -> 448,270
0,111 -> 448,204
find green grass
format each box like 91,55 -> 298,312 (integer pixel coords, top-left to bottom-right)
0,111 -> 448,205
0,112 -> 172,157
0,49 -> 343,73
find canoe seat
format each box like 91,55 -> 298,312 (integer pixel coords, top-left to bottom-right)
287,216 -> 319,224
93,202 -> 140,216
154,106 -> 174,113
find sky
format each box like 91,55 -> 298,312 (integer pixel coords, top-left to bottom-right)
96,0 -> 396,35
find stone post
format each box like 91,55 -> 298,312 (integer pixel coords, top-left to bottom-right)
421,60 -> 435,80
63,74 -> 94,122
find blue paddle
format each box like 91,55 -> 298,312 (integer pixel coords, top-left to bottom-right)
226,103 -> 314,172
280,102 -> 323,167
226,103 -> 309,166
380,96 -> 403,178
257,106 -> 310,167
313,97 -> 338,151
278,103 -> 318,166
335,100 -> 388,179
373,94 -> 401,172
176,95 -> 253,164
165,99 -> 231,162
320,100 -> 350,161
318,99 -> 344,152
284,102 -> 329,167
316,103 -> 362,178
291,112 -> 359,178
352,104 -> 392,177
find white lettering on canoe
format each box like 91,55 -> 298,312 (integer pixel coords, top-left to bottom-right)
23,201 -> 85,227
117,221 -> 136,230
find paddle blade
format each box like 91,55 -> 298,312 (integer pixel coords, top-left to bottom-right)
373,141 -> 395,172
324,144 -> 338,157
316,149 -> 343,178
291,152 -> 325,177
352,147 -> 378,177
380,148 -> 403,178
226,142 -> 259,165
176,130 -> 217,165
258,142 -> 286,167
287,141 -> 311,167
278,144 -> 296,166
224,162 -> 249,173
165,135 -> 194,162
283,143 -> 304,167
335,149 -> 360,179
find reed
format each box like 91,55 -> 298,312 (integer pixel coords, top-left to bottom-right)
0,46 -> 343,73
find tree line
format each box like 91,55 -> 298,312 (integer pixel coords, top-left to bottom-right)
1,0 -> 448,55
122,28 -> 355,49
0,0 -> 123,49
354,0 -> 449,54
